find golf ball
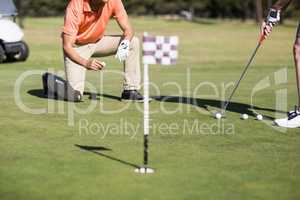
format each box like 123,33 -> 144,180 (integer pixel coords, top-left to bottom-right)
256,114 -> 263,121
140,168 -> 146,173
215,113 -> 222,119
241,114 -> 249,120
134,168 -> 155,174
101,62 -> 106,67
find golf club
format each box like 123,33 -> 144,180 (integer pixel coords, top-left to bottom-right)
221,34 -> 266,116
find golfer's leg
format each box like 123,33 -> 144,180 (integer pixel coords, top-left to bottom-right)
93,35 -> 141,90
124,36 -> 141,90
93,35 -> 121,56
294,23 -> 300,109
64,44 -> 93,96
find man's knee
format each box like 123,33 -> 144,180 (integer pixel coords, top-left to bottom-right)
294,39 -> 300,60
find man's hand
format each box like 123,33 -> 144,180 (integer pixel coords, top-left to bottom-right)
115,39 -> 130,62
261,21 -> 273,39
85,59 -> 106,71
266,8 -> 281,25
261,8 -> 281,39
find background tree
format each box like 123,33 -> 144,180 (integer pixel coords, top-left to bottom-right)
256,0 -> 263,23
11,0 -> 300,23
14,0 -> 28,28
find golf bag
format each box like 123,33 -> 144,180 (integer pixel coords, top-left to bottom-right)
42,73 -> 82,102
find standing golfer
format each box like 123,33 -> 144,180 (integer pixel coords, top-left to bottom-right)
62,0 -> 143,101
262,0 -> 300,128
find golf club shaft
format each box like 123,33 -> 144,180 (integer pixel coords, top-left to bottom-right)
223,41 -> 262,114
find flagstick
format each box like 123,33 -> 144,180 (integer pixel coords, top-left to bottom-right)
135,32 -> 154,174
143,63 -> 149,167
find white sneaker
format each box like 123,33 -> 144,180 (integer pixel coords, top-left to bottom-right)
274,106 -> 300,128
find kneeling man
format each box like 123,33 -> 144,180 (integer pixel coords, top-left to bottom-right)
62,0 -> 143,101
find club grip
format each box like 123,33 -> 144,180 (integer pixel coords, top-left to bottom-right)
259,34 -> 265,44
259,21 -> 273,45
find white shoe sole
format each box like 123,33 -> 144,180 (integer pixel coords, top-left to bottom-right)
274,121 -> 300,129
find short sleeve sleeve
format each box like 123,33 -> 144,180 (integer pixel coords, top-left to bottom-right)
63,0 -> 81,37
113,0 -> 128,20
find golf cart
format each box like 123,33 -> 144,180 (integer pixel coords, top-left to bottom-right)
0,0 -> 29,63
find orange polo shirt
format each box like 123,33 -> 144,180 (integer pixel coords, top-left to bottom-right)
63,0 -> 127,45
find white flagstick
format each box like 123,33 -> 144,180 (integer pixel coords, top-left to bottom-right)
135,32 -> 154,174
144,63 -> 149,138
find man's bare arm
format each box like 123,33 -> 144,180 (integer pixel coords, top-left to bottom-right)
273,0 -> 292,10
63,34 -> 88,66
261,0 -> 292,39
116,15 -> 134,40
62,34 -> 104,71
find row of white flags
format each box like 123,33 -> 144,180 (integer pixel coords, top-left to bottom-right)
143,34 -> 179,65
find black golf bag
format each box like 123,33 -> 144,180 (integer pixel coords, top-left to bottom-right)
42,73 -> 82,102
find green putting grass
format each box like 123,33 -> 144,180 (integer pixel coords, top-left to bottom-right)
0,17 -> 299,200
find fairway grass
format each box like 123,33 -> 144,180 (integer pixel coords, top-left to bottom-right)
0,17 -> 299,200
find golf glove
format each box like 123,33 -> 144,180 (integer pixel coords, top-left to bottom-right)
266,8 -> 281,26
116,39 -> 130,62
